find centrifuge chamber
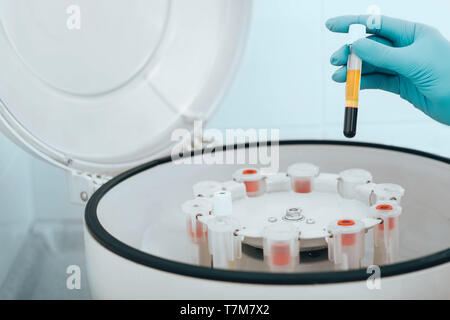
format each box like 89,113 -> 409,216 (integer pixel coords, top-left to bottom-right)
85,141 -> 450,299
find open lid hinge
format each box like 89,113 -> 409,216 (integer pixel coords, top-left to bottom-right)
67,170 -> 112,205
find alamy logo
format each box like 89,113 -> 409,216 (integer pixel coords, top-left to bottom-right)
171,121 -> 280,174
66,265 -> 81,290
366,5 -> 381,31
366,265 -> 381,290
66,5 -> 81,30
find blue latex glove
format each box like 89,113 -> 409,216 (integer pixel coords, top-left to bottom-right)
326,15 -> 450,125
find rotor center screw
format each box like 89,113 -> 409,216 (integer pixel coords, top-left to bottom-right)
284,207 -> 304,221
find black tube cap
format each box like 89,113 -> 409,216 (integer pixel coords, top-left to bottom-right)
343,107 -> 358,138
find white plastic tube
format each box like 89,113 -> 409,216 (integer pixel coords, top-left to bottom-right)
328,219 -> 366,270
207,217 -> 242,269
263,223 -> 300,272
371,201 -> 402,264
287,163 -> 320,194
337,168 -> 372,199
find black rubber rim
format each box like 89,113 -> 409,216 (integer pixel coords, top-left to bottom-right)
85,140 -> 450,285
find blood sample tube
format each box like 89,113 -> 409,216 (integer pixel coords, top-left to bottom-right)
181,198 -> 212,266
287,163 -> 320,194
337,168 -> 372,199
181,198 -> 212,242
328,219 -> 365,270
233,168 -> 266,197
371,201 -> 402,265
344,24 -> 366,138
263,223 -> 300,272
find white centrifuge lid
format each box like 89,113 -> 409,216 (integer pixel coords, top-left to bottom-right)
0,0 -> 252,175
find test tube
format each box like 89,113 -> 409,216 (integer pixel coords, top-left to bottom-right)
212,190 -> 233,217
328,219 -> 365,270
344,24 -> 366,138
181,198 -> 212,266
372,184 -> 405,205
232,168 -> 266,197
181,198 -> 212,242
371,201 -> 402,265
207,191 -> 242,269
207,217 -> 242,269
263,223 -> 300,272
287,163 -> 320,194
337,168 -> 372,199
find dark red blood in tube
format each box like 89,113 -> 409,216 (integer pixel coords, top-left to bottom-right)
271,243 -> 291,266
293,178 -> 311,193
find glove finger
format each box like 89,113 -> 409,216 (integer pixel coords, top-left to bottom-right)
332,66 -> 347,83
326,15 -> 416,46
330,45 -> 349,66
331,35 -> 394,66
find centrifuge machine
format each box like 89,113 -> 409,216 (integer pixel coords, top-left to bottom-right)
0,0 -> 449,299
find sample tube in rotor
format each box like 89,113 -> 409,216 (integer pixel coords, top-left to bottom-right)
344,24 -> 366,138
207,191 -> 242,269
181,198 -> 212,242
181,198 -> 212,266
287,163 -> 320,194
337,168 -> 372,199
355,183 -> 405,206
371,201 -> 402,265
212,190 -> 233,217
372,184 -> 405,204
263,223 -> 300,272
233,168 -> 266,197
328,219 -> 365,270
207,217 -> 242,269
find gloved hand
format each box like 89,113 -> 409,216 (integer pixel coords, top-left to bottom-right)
326,15 -> 450,125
